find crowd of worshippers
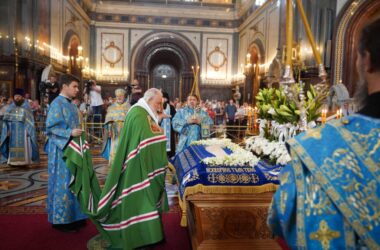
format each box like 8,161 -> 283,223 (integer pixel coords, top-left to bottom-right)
0,78 -> 207,166
0,88 -> 250,127
0,77 -> 254,167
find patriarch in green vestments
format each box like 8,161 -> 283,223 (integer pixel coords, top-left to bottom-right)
268,18 -> 380,249
64,88 -> 169,249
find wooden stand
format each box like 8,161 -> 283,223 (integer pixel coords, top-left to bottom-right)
186,192 -> 281,250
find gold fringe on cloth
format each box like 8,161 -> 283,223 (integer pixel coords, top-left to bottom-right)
178,183 -> 278,226
167,162 -> 176,173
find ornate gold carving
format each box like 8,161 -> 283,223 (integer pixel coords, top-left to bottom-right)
309,220 -> 340,250
202,207 -> 271,240
207,46 -> 227,71
102,41 -> 123,68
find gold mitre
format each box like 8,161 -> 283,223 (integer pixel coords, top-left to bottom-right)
115,88 -> 126,97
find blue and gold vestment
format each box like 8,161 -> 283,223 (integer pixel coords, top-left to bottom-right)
101,101 -> 129,165
268,114 -> 380,249
172,106 -> 213,153
45,95 -> 87,224
0,102 -> 39,165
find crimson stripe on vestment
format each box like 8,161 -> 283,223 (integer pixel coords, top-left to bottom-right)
122,135 -> 167,172
110,167 -> 166,209
69,141 -> 82,155
102,211 -> 159,231
99,135 -> 166,209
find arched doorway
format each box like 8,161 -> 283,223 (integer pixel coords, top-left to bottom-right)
63,30 -> 82,78
131,32 -> 199,101
152,64 -> 177,98
332,0 -> 380,95
245,39 -> 265,104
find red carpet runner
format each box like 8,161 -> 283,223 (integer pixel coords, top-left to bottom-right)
0,212 -> 190,250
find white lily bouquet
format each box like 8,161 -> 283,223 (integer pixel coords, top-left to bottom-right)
192,138 -> 259,167
245,136 -> 291,166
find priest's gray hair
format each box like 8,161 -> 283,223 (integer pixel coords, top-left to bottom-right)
143,88 -> 162,102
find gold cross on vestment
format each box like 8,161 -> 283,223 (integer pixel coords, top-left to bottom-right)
301,126 -> 322,141
310,220 -> 340,250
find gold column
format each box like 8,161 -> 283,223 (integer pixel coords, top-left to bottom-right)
283,0 -> 295,83
252,63 -> 260,106
286,0 -> 293,66
296,0 -> 327,79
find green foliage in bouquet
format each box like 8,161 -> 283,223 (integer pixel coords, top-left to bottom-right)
255,88 -> 276,120
255,84 -> 328,125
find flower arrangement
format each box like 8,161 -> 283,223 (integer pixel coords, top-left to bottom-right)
245,136 -> 291,166
256,84 -> 328,126
192,138 -> 259,167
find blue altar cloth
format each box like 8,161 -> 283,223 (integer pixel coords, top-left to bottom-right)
170,144 -> 282,201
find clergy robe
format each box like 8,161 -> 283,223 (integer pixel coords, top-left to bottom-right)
172,106 -> 213,153
0,102 -> 39,165
267,114 -> 380,249
45,95 -> 87,224
101,101 -> 130,165
160,102 -> 176,158
64,98 -> 168,250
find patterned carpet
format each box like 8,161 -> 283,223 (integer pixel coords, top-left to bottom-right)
0,148 -> 180,215
0,148 -> 190,250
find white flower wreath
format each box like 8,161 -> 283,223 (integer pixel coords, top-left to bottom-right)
192,138 -> 260,167
245,136 -> 291,166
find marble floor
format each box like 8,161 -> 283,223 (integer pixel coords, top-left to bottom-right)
0,148 -> 179,214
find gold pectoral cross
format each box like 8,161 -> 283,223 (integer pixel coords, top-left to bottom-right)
310,220 -> 340,250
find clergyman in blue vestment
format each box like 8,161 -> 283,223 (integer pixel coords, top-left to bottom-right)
0,89 -> 39,166
172,95 -> 213,154
45,75 -> 87,232
160,91 -> 176,158
267,19 -> 380,249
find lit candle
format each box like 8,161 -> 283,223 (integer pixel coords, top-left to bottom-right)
253,106 -> 258,133
336,109 -> 342,119
321,109 -> 327,124
78,45 -> 83,56
246,53 -> 251,64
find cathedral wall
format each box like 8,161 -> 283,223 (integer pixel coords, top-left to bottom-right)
238,0 -> 281,75
93,3 -> 236,101
50,0 -> 91,66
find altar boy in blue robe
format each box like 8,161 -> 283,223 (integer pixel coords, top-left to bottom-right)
45,75 -> 87,232
268,18 -> 380,249
0,89 -> 39,166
